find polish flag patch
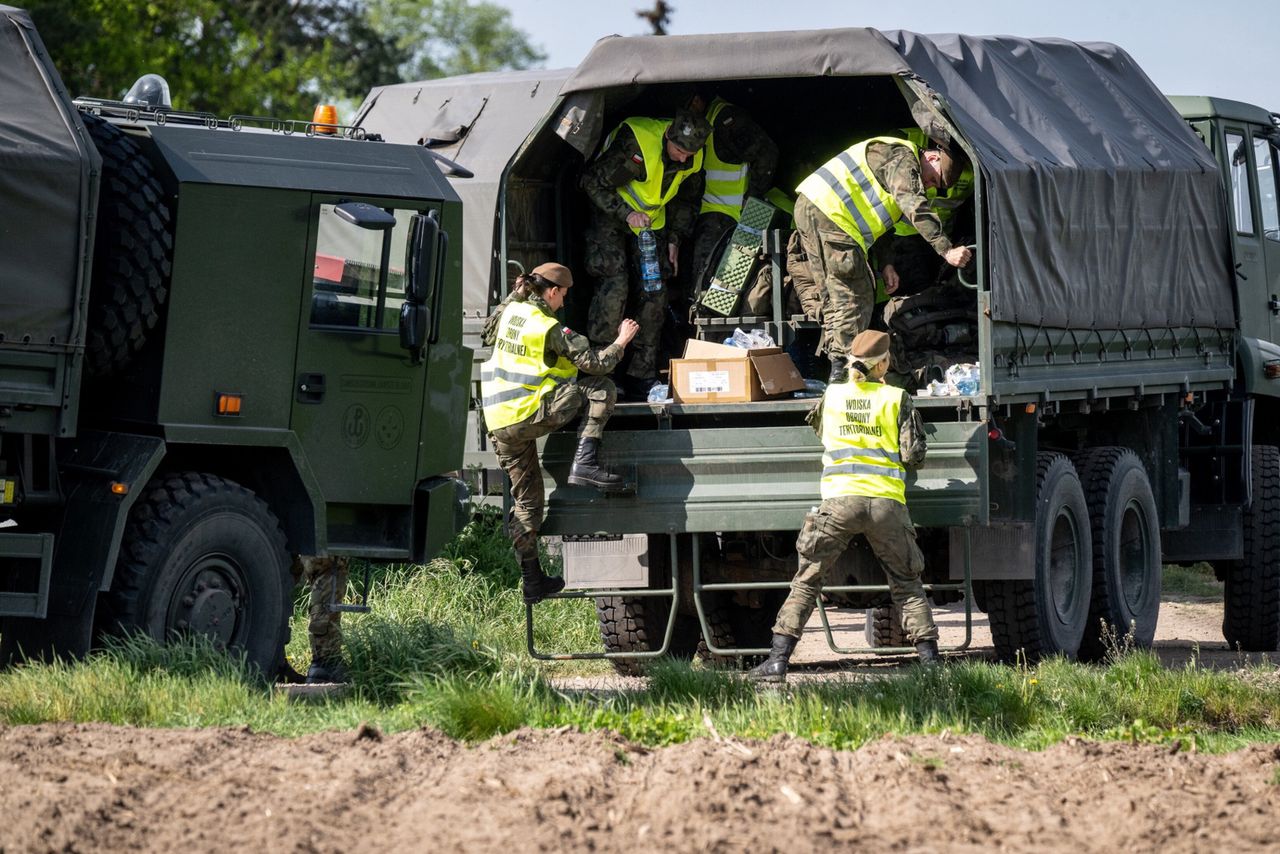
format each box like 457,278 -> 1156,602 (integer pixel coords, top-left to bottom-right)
631,153 -> 644,164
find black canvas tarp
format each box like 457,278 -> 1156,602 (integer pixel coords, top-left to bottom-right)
0,5 -> 97,348
561,29 -> 1236,331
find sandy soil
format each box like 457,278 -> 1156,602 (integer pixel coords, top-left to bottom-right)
2,723 -> 1277,852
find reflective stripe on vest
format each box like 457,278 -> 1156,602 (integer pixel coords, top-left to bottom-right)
796,136 -> 915,251
819,380 -> 907,503
479,301 -> 577,430
699,98 -> 749,220
609,117 -> 704,234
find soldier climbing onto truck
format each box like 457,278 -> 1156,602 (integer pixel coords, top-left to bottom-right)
794,135 -> 972,383
580,109 -> 711,400
480,263 -> 639,604
749,330 -> 938,682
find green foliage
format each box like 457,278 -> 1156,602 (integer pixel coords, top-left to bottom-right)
24,0 -> 544,116
1161,563 -> 1224,600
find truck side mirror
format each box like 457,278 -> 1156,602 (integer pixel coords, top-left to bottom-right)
400,302 -> 428,361
405,210 -> 440,303
335,201 -> 396,230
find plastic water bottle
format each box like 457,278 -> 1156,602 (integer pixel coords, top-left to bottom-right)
646,383 -> 671,403
638,229 -> 662,294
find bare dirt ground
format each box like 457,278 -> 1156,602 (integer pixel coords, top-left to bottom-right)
2,723 -> 1278,852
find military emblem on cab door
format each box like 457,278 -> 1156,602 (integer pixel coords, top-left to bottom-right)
375,406 -> 404,450
342,404 -> 371,449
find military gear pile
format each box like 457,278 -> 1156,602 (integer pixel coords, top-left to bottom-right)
882,284 -> 978,390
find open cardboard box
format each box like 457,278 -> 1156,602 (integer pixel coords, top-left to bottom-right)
670,338 -> 805,403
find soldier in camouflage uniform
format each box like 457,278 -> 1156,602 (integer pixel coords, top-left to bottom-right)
290,555 -> 350,683
480,263 -> 639,603
580,109 -> 710,399
794,138 -> 972,382
685,94 -> 778,299
749,330 -> 939,682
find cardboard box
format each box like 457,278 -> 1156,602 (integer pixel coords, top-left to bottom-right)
670,339 -> 805,403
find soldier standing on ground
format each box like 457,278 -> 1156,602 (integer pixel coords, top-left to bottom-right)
580,110 -> 710,399
480,263 -> 639,603
290,555 -> 350,684
794,136 -> 972,381
686,93 -> 778,296
748,330 -> 940,682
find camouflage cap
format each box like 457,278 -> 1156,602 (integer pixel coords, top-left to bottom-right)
666,109 -> 711,152
850,329 -> 891,361
531,262 -> 573,289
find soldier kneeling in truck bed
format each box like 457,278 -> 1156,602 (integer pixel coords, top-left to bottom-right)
481,264 -> 639,603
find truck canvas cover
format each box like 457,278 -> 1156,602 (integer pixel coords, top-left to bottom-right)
559,29 -> 1236,332
0,5 -> 99,349
355,69 -> 572,326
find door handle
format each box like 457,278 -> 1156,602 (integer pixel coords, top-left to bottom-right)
297,372 -> 325,404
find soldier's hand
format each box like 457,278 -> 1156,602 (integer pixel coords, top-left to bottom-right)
667,242 -> 679,276
615,318 -> 640,348
882,264 -> 900,295
626,211 -> 651,229
944,245 -> 973,268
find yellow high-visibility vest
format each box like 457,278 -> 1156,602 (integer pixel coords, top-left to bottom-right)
796,136 -> 918,252
608,117 -> 704,234
699,98 -> 750,220
892,128 -> 974,236
819,380 -> 907,503
480,300 -> 577,431
764,187 -> 795,226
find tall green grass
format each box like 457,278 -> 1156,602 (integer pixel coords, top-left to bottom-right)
1,509 -> 1277,751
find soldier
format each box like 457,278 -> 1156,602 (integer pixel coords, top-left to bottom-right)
794,136 -> 973,382
580,109 -> 710,399
480,263 -> 639,603
748,330 -> 940,682
686,94 -> 779,296
290,555 -> 350,684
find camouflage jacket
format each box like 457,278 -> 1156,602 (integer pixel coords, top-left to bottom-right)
866,141 -> 951,265
807,384 -> 927,468
708,102 -> 779,200
579,123 -> 705,245
482,291 -> 623,376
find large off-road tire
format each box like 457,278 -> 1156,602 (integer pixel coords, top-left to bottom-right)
81,113 -> 173,376
865,603 -> 909,650
98,472 -> 293,675
1073,447 -> 1162,660
981,453 -> 1093,663
1216,445 -> 1280,651
594,534 -> 699,676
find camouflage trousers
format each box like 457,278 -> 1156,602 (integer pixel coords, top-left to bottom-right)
290,555 -> 350,664
583,211 -> 669,379
794,195 -> 875,357
489,375 -> 617,559
773,495 -> 937,643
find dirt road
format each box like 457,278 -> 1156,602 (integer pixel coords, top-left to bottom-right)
2,722 -> 1278,852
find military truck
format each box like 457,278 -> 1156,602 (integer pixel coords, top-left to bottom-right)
363,29 -> 1279,668
0,6 -> 470,673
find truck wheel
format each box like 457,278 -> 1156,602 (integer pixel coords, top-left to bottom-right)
594,534 -> 699,676
865,603 -> 909,650
99,472 -> 292,675
1073,447 -> 1161,660
81,113 -> 174,376
1217,445 -> 1280,651
983,453 -> 1093,663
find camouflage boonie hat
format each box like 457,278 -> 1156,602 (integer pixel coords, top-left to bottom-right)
666,109 -> 711,152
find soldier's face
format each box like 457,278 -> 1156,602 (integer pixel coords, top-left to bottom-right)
922,154 -> 945,190
545,285 -> 568,311
665,137 -> 696,163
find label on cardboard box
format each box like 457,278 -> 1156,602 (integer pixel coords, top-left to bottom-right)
688,370 -> 732,393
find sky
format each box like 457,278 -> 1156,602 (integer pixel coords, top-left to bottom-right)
495,0 -> 1279,110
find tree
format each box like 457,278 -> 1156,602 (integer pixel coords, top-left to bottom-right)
24,0 -> 544,118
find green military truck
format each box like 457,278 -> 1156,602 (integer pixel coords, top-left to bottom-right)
361,30 -> 1278,668
0,6 -> 470,672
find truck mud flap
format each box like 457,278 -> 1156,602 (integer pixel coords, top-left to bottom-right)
0,532 -> 54,618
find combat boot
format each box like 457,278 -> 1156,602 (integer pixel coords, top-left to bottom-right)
306,658 -> 350,684
828,360 -> 849,385
568,437 -> 630,493
915,639 -> 941,666
521,553 -> 566,605
746,633 -> 799,683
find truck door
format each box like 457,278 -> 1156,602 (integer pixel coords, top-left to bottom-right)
1224,128 -> 1272,342
1251,131 -> 1280,339
290,198 -> 437,505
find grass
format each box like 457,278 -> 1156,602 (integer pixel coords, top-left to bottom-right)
1,509 -> 1278,753
1161,562 -> 1224,600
